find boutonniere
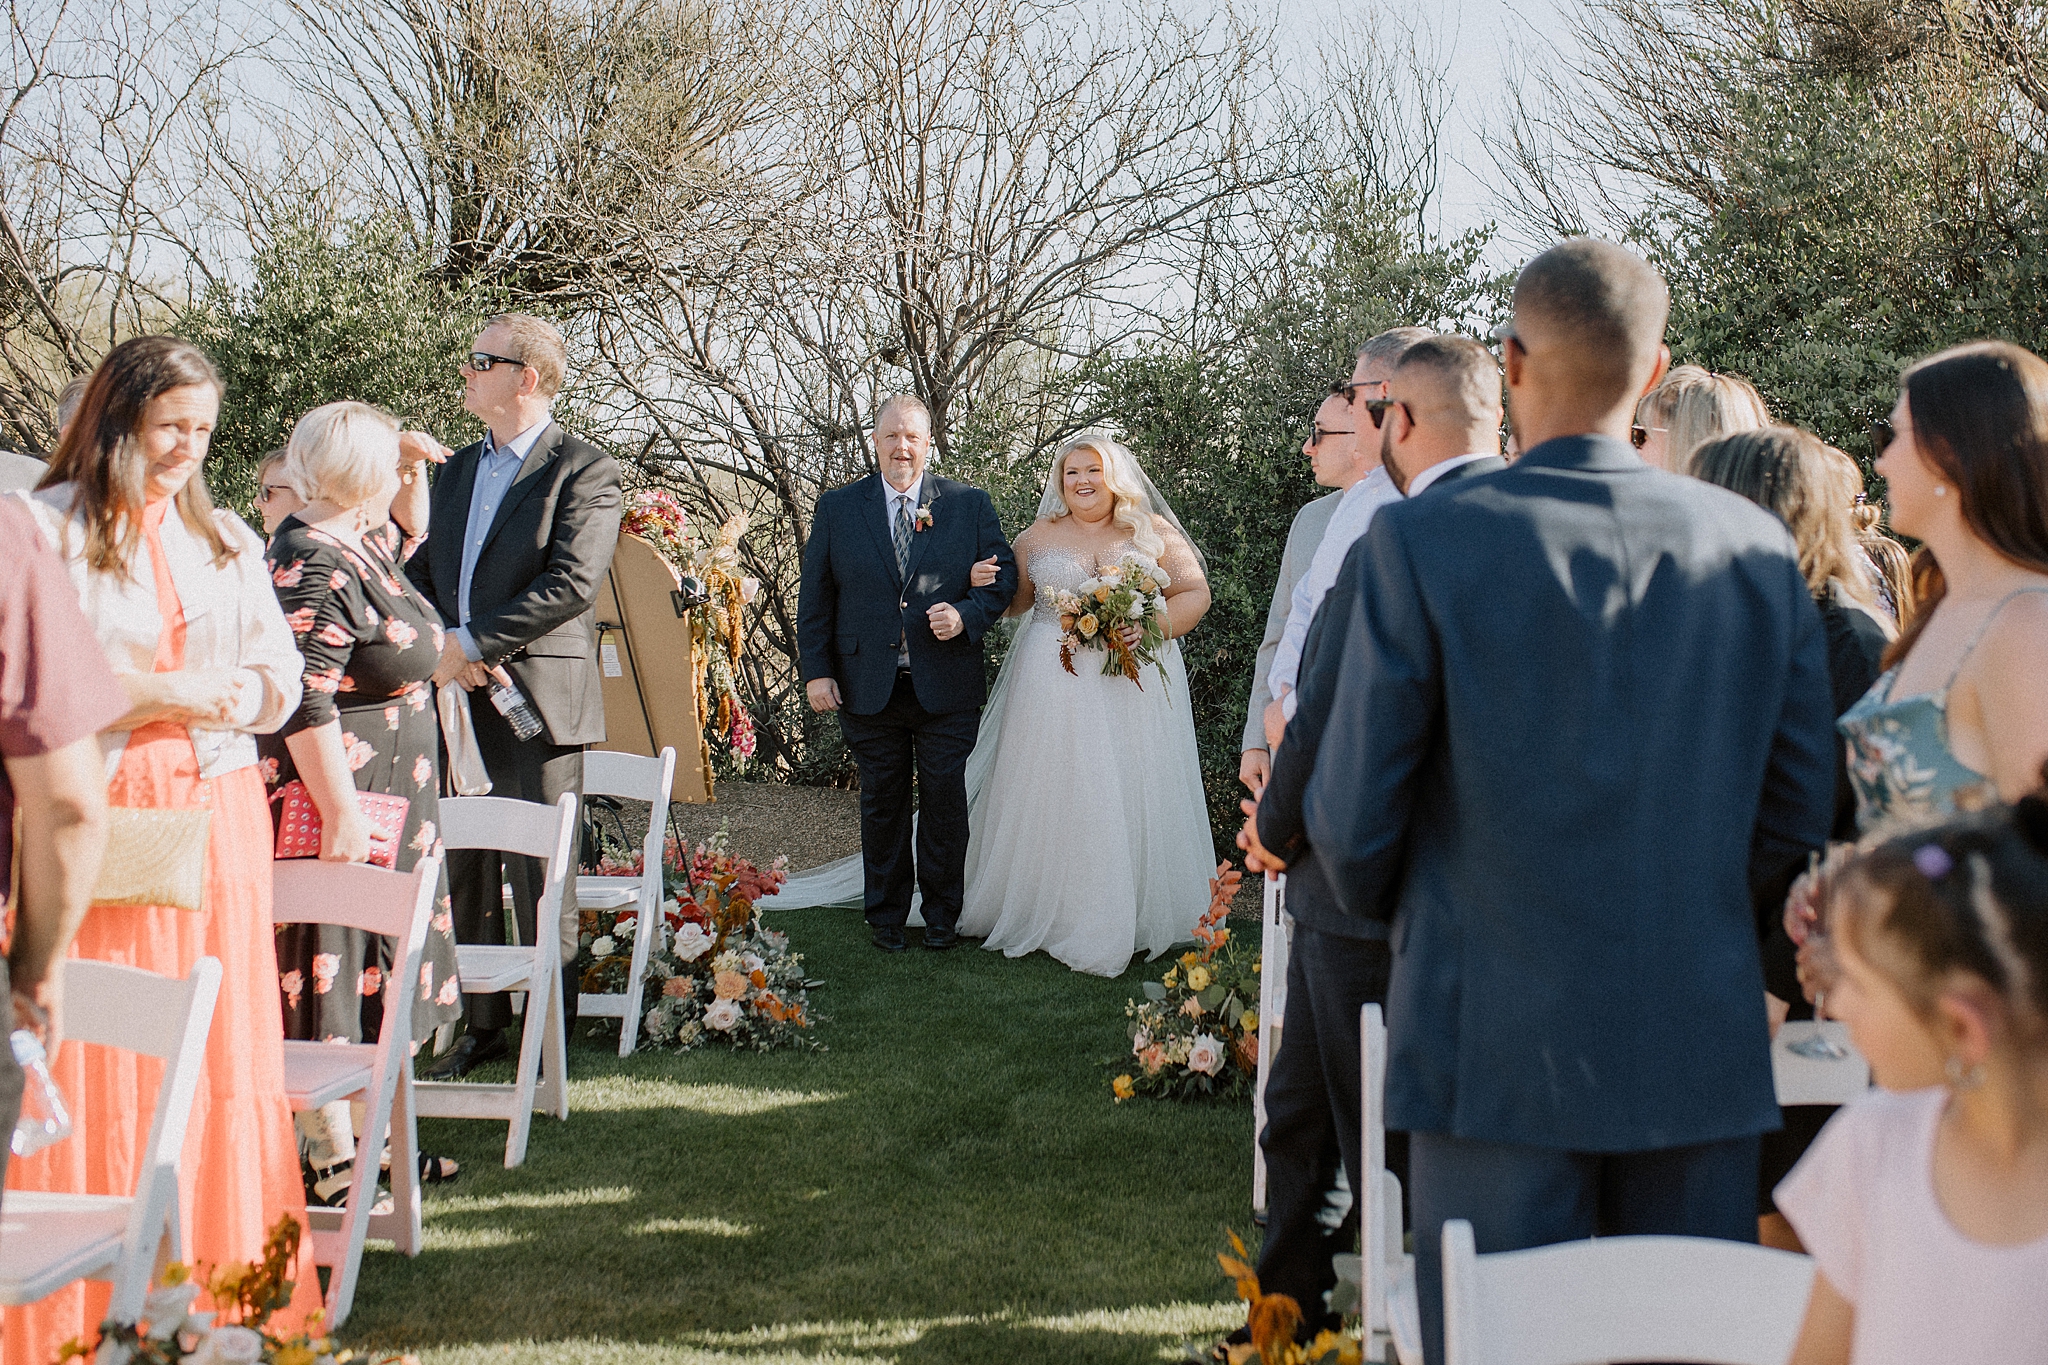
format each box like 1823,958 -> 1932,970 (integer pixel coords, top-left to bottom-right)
914,504 -> 934,532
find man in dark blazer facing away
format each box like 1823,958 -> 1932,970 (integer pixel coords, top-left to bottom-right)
1254,241 -> 1836,1365
797,395 -> 1017,952
1216,334 -> 1506,1357
411,312 -> 622,1079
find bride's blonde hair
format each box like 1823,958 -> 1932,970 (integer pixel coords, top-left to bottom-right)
1043,434 -> 1165,559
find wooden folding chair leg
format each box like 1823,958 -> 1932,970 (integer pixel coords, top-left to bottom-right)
368,1068 -> 422,1258
539,970 -> 569,1121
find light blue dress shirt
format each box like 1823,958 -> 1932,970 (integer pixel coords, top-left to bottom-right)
1270,464 -> 1401,711
453,418 -> 551,661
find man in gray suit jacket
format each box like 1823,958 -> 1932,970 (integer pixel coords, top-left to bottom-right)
410,313 -> 623,1077
1278,242 -> 1835,1365
1240,391 -> 1354,795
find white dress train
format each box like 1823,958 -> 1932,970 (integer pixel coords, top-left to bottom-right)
955,542 -> 1214,975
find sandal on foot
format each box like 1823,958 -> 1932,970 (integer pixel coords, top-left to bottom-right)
379,1145 -> 460,1183
306,1162 -> 396,1217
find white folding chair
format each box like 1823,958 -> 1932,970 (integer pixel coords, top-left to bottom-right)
1440,1219 -> 1815,1365
1252,871 -> 1289,1215
575,748 -> 676,1057
273,854 -> 441,1327
414,793 -> 578,1168
0,957 -> 221,1322
1357,1003 -> 1421,1365
1774,1020 -> 1872,1106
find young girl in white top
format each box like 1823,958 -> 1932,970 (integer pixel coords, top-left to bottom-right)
1777,788 -> 2048,1365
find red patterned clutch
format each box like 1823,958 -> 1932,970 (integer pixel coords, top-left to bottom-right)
273,780 -> 409,869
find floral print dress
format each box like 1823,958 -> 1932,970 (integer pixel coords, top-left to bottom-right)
261,518 -> 461,1044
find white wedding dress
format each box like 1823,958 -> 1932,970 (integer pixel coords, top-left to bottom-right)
955,537 -> 1215,975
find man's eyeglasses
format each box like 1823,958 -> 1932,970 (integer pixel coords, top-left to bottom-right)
1309,423 -> 1356,448
1330,378 -> 1387,405
462,351 -> 528,374
1362,398 -> 1409,429
1629,424 -> 1668,449
1869,418 -> 1896,453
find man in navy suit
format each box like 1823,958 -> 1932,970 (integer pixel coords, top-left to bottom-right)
797,395 -> 1018,952
1272,241 -> 1835,1365
1219,334 -> 1507,1357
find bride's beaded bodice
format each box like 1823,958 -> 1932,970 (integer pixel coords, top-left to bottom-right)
1028,541 -> 1135,623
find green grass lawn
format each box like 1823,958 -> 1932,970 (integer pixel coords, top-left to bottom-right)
346,907 -> 1254,1363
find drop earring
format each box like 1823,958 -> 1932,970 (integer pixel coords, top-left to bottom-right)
1934,484 -> 1948,497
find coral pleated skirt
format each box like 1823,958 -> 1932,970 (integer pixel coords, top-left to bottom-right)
3,722 -> 316,1361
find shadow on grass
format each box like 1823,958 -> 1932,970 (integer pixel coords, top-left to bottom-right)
349,907 -> 1254,1364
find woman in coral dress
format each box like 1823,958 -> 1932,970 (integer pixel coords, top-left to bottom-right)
6,336 -> 317,1360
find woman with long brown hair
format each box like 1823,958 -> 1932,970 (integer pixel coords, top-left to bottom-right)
1835,341 -> 2048,828
5,336 -> 317,1357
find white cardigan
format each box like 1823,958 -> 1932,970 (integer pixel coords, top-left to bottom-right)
15,484 -> 303,780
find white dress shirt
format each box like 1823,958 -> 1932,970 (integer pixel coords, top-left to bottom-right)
884,474 -> 924,665
1269,464 -> 1401,717
1404,452 -> 1497,498
454,416 -> 552,661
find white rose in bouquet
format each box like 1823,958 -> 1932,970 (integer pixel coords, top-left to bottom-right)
740,951 -> 765,975
142,1282 -> 202,1339
704,997 -> 742,1031
1187,1033 -> 1225,1076
191,1326 -> 264,1364
592,936 -> 616,958
1131,1027 -> 1152,1055
1126,598 -> 1146,619
673,923 -> 713,961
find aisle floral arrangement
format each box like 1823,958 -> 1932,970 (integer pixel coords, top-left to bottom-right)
1209,1230 -> 1361,1365
574,827 -> 817,1052
617,488 -> 760,762
56,1216 -> 416,1365
1111,861 -> 1257,1102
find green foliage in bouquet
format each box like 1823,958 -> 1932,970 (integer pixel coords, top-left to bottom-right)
1050,551 -> 1174,689
1111,863 -> 1258,1102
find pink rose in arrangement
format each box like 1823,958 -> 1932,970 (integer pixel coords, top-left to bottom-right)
703,998 -> 742,1032
1187,1033 -> 1225,1077
1138,1043 -> 1167,1076
1180,996 -> 1205,1018
359,966 -> 384,997
280,970 -> 304,1008
312,953 -> 341,994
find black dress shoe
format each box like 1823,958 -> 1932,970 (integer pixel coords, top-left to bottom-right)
870,928 -> 907,953
424,1030 -> 509,1080
922,929 -> 959,951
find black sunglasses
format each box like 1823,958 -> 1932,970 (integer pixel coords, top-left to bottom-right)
1309,423 -> 1356,448
1362,398 -> 1410,429
1330,378 -> 1388,405
1629,424 -> 1667,449
1869,418 -> 1896,453
464,351 -> 528,373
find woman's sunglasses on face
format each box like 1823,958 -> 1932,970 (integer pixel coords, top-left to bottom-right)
1630,424 -> 1667,449
256,482 -> 292,505
1869,418 -> 1896,453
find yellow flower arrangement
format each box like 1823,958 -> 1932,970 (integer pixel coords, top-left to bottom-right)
1186,965 -> 1212,992
1078,613 -> 1099,637
1112,1074 -> 1136,1101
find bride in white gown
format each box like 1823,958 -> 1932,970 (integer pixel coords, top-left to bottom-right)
760,433 -> 1216,977
956,434 -> 1216,975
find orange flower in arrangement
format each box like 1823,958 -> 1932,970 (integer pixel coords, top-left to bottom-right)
712,970 -> 748,1000
1111,1074 -> 1136,1101
749,968 -> 768,989
1192,861 -> 1241,958
755,989 -> 782,1016
662,976 -> 695,999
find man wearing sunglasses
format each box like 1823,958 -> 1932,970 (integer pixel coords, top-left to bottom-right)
1239,391 -> 1368,797
409,312 -> 623,1079
1250,239 -> 1835,1365
1260,327 -> 1431,753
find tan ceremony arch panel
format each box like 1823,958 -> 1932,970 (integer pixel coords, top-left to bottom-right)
592,531 -> 715,803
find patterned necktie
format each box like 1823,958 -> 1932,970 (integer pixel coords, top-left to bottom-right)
893,496 -> 913,579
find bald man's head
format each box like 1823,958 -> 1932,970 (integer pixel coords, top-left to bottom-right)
1393,335 -> 1501,428
1509,238 -> 1670,411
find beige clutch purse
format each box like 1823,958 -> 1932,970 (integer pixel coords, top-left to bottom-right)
92,806 -> 212,912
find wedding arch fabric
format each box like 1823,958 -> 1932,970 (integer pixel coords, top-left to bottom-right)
758,435 -> 1215,972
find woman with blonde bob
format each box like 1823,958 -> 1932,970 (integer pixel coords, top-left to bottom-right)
6,336 -> 316,1357
954,433 -> 1216,974
1634,364 -> 1773,472
260,401 -> 462,1201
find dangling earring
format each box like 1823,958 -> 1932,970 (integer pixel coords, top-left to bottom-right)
1933,484 -> 1948,498
1944,1055 -> 1987,1090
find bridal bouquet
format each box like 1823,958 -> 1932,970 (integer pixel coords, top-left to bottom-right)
1052,552 -> 1172,689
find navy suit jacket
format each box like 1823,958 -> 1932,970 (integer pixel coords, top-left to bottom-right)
797,473 -> 1018,716
1259,456 -> 1508,944
1298,436 -> 1834,1152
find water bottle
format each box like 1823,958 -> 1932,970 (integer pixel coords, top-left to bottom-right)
11,1028 -> 71,1157
488,676 -> 545,742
